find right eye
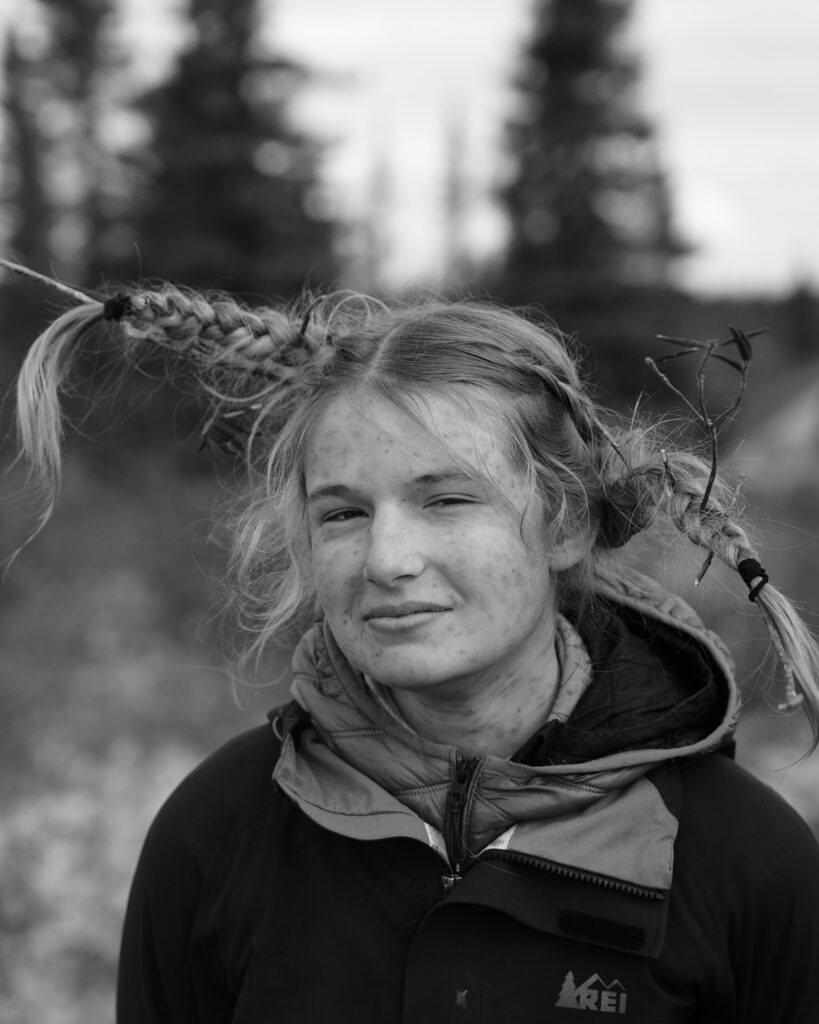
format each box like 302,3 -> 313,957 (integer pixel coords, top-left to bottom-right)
323,508 -> 366,524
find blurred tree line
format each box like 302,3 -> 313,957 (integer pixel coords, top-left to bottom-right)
5,0 -> 335,289
1,0 -> 815,400
489,0 -> 817,401
494,0 -> 687,396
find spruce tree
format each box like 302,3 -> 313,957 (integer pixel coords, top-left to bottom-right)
0,2 -> 118,366
123,0 -> 335,300
497,0 -> 686,309
0,30 -> 52,273
0,1 -> 117,283
39,0 -> 120,282
0,29 -> 54,376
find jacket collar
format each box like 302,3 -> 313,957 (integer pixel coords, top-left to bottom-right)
273,569 -> 739,894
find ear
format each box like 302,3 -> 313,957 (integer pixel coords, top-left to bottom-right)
548,528 -> 592,571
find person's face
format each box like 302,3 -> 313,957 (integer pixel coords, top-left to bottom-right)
304,390 -> 581,698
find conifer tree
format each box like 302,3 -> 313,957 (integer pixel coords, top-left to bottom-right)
123,0 -> 336,299
0,1 -> 117,283
0,2 -> 118,366
0,30 -> 52,273
0,29 -> 54,374
497,0 -> 686,308
38,0 -> 120,281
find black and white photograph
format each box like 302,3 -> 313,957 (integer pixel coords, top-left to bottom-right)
1,1 -> 819,1021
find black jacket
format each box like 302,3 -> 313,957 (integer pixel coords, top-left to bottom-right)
118,725 -> 819,1022
118,572 -> 819,1022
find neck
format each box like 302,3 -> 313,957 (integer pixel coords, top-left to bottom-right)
387,633 -> 562,759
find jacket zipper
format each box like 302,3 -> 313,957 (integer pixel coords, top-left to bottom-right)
484,848 -> 665,900
442,753 -> 482,890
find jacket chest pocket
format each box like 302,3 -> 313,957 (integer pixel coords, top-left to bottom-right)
403,901 -> 698,1023
401,856 -> 705,1024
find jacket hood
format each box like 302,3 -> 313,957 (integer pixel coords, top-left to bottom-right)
515,593 -> 731,766
273,569 -> 740,894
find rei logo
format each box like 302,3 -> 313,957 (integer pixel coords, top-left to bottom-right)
555,970 -> 628,1014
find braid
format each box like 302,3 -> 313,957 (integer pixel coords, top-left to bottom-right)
121,288 -> 313,372
524,358 -> 627,465
12,279 -> 322,557
664,474 -> 755,567
597,442 -> 819,743
542,373 -> 598,445
664,463 -> 819,732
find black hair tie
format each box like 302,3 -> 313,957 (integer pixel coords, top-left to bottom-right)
102,293 -> 132,321
737,557 -> 769,602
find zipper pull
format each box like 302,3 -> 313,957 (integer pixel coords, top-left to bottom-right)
444,753 -> 480,878
441,871 -> 461,893
448,753 -> 471,807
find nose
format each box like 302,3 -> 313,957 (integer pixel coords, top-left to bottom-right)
363,504 -> 425,585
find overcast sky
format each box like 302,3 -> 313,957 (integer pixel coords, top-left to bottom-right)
44,0 -> 819,293
264,0 -> 819,293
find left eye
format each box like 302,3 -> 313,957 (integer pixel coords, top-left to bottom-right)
428,496 -> 473,509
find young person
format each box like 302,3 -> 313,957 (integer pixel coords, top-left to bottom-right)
11,275 -> 819,1022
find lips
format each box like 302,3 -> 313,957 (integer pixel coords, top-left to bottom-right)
363,602 -> 450,619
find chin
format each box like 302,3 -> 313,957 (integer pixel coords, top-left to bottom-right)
364,657 -> 475,693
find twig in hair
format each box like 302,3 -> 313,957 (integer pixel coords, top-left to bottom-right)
645,324 -> 766,513
647,326 -> 765,587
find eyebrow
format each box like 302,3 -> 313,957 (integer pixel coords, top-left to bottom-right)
306,483 -> 353,505
305,467 -> 480,506
414,469 -> 481,487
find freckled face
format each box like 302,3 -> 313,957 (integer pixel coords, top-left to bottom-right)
305,390 -> 566,698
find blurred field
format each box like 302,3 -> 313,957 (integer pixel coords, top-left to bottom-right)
0,442 -> 289,1023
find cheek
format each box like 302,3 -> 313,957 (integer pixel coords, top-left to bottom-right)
311,541 -> 362,608
472,539 -> 552,609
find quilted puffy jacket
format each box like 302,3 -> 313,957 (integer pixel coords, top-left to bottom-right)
118,571 -> 819,1022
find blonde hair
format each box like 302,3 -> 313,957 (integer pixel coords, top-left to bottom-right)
8,265 -> 819,742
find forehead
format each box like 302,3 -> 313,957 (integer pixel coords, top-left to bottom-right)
304,390 -> 509,486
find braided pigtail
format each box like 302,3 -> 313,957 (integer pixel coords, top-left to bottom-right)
6,260 -> 328,548
663,457 -> 818,733
575,319 -> 819,740
593,432 -> 819,744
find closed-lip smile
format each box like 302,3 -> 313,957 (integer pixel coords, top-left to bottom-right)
363,602 -> 450,619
